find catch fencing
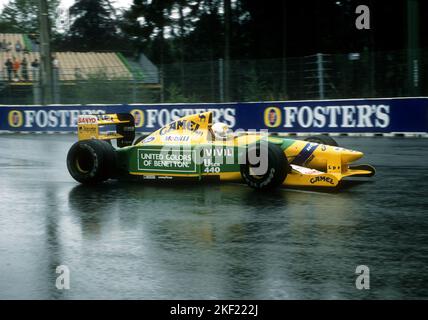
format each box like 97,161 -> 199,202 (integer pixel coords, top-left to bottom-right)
1,50 -> 427,105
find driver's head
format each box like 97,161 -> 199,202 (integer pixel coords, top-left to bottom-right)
211,122 -> 232,140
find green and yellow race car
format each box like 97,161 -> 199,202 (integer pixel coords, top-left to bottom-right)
66,111 -> 375,189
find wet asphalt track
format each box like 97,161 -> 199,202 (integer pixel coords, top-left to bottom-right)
0,134 -> 428,299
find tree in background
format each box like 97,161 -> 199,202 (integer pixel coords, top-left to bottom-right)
176,1 -> 223,63
0,0 -> 59,33
122,0 -> 177,64
0,0 -> 420,59
63,0 -> 123,51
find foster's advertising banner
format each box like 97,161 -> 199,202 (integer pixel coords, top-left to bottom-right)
1,98 -> 427,133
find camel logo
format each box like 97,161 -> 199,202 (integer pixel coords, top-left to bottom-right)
130,109 -> 144,128
8,110 -> 23,128
264,107 -> 281,128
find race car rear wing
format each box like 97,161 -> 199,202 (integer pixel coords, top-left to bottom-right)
77,113 -> 135,147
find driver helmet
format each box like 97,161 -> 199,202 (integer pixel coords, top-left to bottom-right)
211,122 -> 233,140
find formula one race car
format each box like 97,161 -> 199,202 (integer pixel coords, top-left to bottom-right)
66,111 -> 375,189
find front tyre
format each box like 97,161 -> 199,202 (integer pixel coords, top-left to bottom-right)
67,139 -> 116,184
240,142 -> 289,190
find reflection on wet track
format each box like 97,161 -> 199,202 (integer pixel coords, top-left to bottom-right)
0,134 -> 428,299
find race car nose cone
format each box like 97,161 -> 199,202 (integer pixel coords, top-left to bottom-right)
341,149 -> 364,163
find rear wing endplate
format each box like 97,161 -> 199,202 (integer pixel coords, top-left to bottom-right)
77,113 -> 135,147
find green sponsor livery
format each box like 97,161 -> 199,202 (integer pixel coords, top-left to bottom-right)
126,145 -> 241,175
138,147 -> 197,173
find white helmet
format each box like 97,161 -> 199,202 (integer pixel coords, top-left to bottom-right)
211,122 -> 232,140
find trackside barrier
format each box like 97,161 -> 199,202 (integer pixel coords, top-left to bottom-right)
0,97 -> 427,135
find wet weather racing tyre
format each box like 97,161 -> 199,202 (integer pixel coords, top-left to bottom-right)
240,142 -> 289,190
67,139 -> 116,184
304,135 -> 338,147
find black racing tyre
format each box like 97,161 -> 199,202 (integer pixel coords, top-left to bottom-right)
133,134 -> 149,145
67,139 -> 116,184
304,135 -> 338,147
240,142 -> 289,190
98,139 -> 117,178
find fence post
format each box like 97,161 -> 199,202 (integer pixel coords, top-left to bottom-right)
132,78 -> 137,103
32,68 -> 42,105
316,53 -> 325,100
282,57 -> 288,99
407,0 -> 420,96
52,67 -> 60,104
219,58 -> 224,102
210,59 -> 215,102
38,0 -> 53,104
159,68 -> 164,103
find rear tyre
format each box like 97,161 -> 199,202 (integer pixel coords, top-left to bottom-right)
304,135 -> 338,147
67,139 -> 116,184
240,142 -> 289,190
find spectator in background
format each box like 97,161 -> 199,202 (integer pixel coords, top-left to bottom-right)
4,58 -> 13,81
15,40 -> 22,53
31,58 -> 40,69
33,37 -> 40,52
6,42 -> 12,52
52,55 -> 60,81
12,57 -> 20,81
52,55 -> 59,69
1,39 -> 6,51
74,67 -> 83,80
21,57 -> 28,81
31,58 -> 40,81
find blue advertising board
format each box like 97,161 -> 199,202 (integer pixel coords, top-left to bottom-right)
1,97 -> 427,133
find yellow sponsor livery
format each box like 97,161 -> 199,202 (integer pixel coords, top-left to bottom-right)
8,110 -> 23,128
264,107 -> 281,128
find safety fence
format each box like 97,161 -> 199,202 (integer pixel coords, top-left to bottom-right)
1,50 -> 428,105
1,97 -> 427,135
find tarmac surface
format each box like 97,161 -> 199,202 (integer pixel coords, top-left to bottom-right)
0,134 -> 428,299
